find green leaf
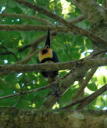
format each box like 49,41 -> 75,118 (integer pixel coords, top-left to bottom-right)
87,83 -> 97,91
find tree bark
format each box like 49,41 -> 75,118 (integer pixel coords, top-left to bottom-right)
0,108 -> 107,128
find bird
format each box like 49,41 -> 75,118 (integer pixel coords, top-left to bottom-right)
38,30 -> 59,80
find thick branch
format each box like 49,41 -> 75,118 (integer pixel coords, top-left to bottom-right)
0,109 -> 106,128
103,0 -> 107,8
0,58 -> 107,73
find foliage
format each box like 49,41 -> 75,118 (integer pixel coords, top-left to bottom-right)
0,0 -> 107,110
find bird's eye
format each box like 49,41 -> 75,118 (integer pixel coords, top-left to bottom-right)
46,45 -> 49,48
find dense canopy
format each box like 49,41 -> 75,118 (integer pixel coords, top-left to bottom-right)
0,0 -> 107,111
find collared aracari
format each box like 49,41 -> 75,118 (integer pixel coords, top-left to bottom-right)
38,30 -> 59,79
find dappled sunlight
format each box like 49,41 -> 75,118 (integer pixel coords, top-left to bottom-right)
4,60 -> 8,64
85,87 -> 94,95
0,6 -> 6,14
60,0 -> 75,17
81,49 -> 93,58
29,103 -> 36,108
18,40 -> 24,47
15,83 -> 21,89
52,102 -> 60,109
94,67 -> 107,77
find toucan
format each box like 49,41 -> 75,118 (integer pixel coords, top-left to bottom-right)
38,30 -> 59,78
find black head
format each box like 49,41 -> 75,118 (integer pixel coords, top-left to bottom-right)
41,48 -> 48,55
45,30 -> 50,48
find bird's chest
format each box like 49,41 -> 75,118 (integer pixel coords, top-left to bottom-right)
39,49 -> 53,62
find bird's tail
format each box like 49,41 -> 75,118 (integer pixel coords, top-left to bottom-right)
45,30 -> 50,47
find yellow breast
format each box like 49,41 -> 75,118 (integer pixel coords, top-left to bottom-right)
39,48 -> 53,62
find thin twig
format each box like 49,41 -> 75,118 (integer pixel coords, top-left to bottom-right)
0,24 -> 68,32
0,85 -> 50,100
0,13 -> 51,25
0,44 -> 18,60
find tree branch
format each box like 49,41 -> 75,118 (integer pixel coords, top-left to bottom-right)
72,67 -> 98,101
0,85 -> 50,100
18,31 -> 57,52
72,0 -> 105,24
72,49 -> 106,100
0,44 -> 18,60
0,57 -> 106,108
0,108 -> 106,128
0,24 -> 68,32
0,57 -> 107,73
37,57 -> 107,108
0,13 -> 51,25
14,0 -> 107,48
18,15 -> 85,52
103,0 -> 107,8
68,15 -> 85,24
60,84 -> 107,110
77,84 -> 107,110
